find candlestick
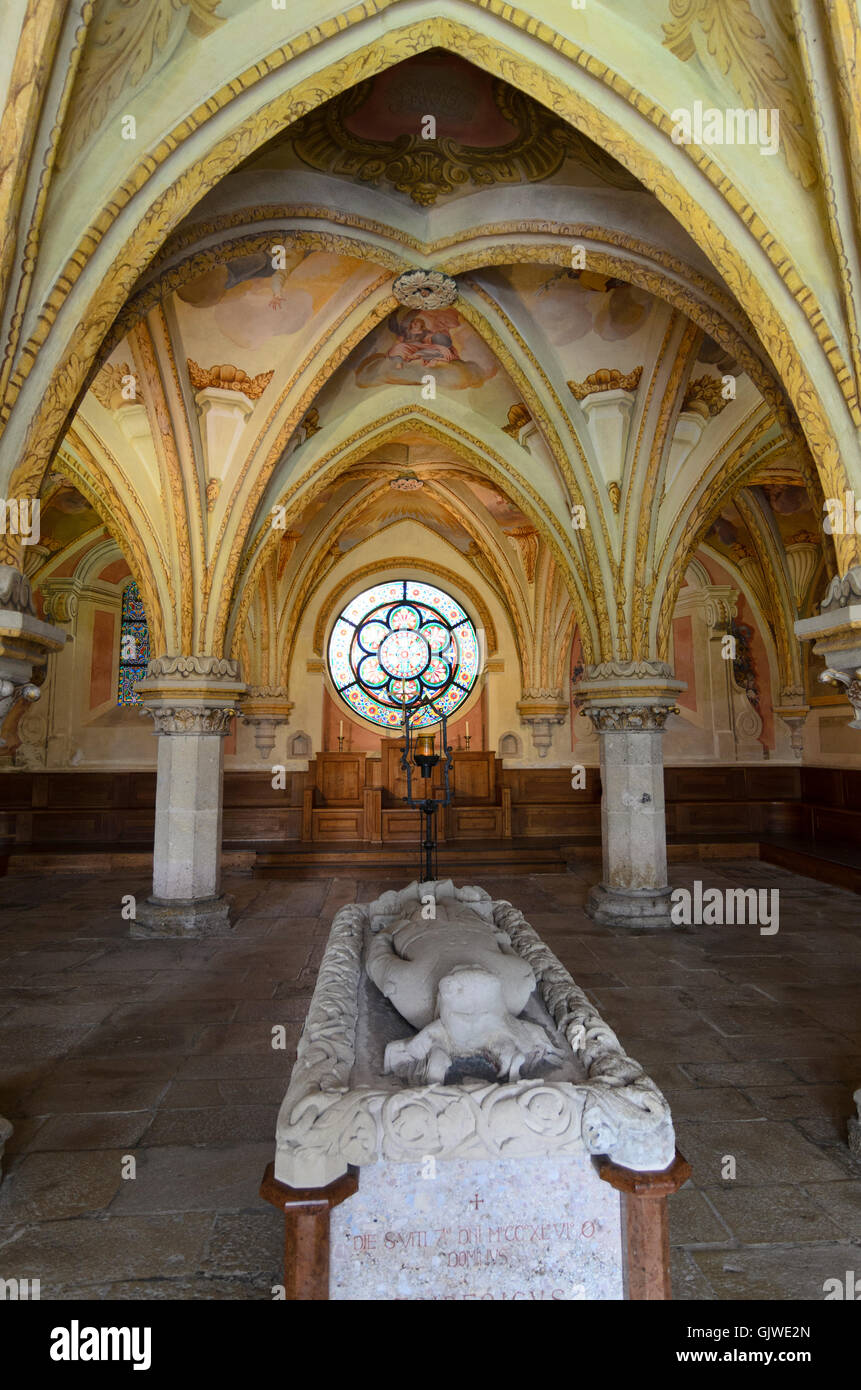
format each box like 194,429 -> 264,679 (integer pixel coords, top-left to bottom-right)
464,733 -> 471,751
338,736 -> 344,752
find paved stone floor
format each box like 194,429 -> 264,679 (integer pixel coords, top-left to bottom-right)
0,860 -> 859,1300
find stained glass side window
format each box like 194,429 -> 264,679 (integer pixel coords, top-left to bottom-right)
327,580 -> 479,730
117,581 -> 149,705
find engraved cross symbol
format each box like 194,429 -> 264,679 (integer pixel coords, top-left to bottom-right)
470,1193 -> 484,1211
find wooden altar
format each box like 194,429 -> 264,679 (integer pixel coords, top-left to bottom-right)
301,747 -> 512,844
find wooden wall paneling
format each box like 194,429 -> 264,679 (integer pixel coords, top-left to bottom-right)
501,786 -> 512,839
363,786 -> 382,843
315,753 -> 366,805
664,768 -> 747,802
224,773 -> 303,807
450,807 -> 502,838
222,809 -> 301,841
743,767 -> 801,800
0,774 -> 33,807
312,809 -> 364,841
504,768 -> 596,803
116,811 -> 156,842
301,788 -> 313,841
450,751 -> 496,803
381,807 -> 446,842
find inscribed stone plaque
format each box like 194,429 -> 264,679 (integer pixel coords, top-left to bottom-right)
329,1154 -> 623,1301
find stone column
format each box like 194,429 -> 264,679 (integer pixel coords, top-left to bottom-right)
576,662 -> 684,929
135,655 -> 246,938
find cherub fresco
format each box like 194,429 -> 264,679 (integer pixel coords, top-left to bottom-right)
355,308 -> 495,389
176,248 -> 367,350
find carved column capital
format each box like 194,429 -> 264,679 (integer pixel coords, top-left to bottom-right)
143,655 -> 242,682
140,705 -> 239,737
579,703 -> 680,732
573,662 -> 686,729
137,655 -> 246,736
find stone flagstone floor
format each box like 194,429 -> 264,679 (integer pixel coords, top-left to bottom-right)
0,860 -> 859,1300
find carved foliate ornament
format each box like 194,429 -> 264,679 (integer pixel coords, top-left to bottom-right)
289,77 -> 639,207
140,705 -> 239,736
389,472 -> 424,492
90,362 -> 142,411
187,360 -> 273,400
144,655 -> 241,681
819,668 -> 861,729
59,0 -> 224,162
580,704 -> 680,732
502,403 -> 532,439
0,566 -> 36,615
682,374 -> 729,418
392,269 -> 458,308
662,0 -> 818,189
568,367 -> 643,401
505,526 -> 539,583
820,565 -> 861,614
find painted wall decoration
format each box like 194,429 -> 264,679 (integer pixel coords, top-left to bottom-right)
477,266 -> 654,350
281,52 -> 641,205
354,308 -> 496,390
176,249 -> 370,352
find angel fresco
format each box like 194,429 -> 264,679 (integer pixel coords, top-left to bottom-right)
354,308 -> 494,389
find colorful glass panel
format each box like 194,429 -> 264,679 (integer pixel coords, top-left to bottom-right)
327,580 -> 479,729
117,581 -> 149,706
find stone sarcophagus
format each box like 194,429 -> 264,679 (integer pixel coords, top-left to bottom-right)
261,881 -> 689,1301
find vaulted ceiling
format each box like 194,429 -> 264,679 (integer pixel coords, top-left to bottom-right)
8,16 -> 847,693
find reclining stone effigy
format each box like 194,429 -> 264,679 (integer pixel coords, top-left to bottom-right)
262,880 -> 688,1300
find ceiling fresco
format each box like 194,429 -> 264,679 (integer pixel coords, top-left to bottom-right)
20,39 -> 832,708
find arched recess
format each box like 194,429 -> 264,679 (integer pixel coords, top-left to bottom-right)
2,8 -> 858,583
50,439 -> 170,655
93,221 -> 803,668
225,409 -> 599,665
83,224 -> 787,670
284,477 -> 531,676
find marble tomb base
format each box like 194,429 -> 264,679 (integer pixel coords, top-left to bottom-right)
261,881 -> 690,1300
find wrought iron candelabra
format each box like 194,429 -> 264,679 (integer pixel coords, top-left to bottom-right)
400,698 -> 453,883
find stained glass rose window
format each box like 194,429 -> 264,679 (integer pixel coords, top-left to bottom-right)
327,580 -> 479,729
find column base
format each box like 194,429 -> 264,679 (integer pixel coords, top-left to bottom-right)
131,894 -> 233,939
586,882 -> 674,929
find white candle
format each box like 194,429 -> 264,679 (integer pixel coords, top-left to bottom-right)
339,720 -> 343,738
465,721 -> 470,737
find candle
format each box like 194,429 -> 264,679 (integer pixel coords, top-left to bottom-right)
465,721 -> 470,737
339,720 -> 343,738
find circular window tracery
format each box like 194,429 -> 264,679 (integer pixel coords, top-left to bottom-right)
327,580 -> 480,729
